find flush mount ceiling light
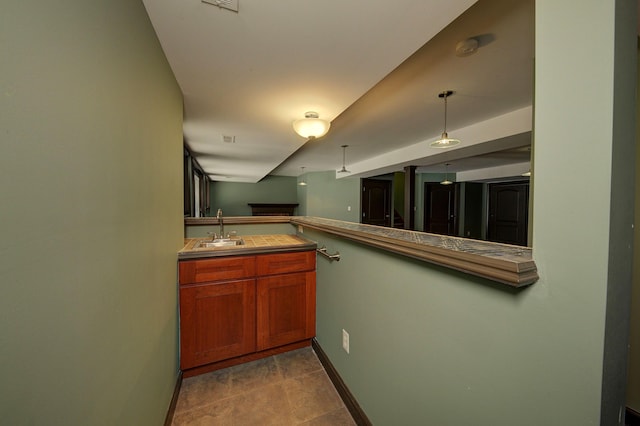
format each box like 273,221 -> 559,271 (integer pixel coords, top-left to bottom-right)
431,90 -> 461,149
338,145 -> 350,174
201,0 -> 239,12
440,163 -> 453,185
293,111 -> 330,139
298,166 -> 307,186
455,38 -> 479,57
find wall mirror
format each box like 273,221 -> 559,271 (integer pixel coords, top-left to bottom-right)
361,139 -> 532,247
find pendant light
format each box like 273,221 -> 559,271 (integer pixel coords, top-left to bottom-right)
293,111 -> 330,139
431,90 -> 461,149
338,145 -> 351,173
298,166 -> 307,186
440,163 -> 453,185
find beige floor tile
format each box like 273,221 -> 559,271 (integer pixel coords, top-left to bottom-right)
172,347 -> 355,426
301,407 -> 357,426
275,347 -> 323,379
229,355 -> 282,393
284,370 -> 344,423
228,382 -> 295,425
175,368 -> 234,414
172,397 -> 234,426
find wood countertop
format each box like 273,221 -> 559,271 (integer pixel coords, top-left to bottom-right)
178,234 -> 316,260
182,216 -> 538,287
291,217 -> 538,288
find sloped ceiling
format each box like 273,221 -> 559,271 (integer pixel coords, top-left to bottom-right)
143,0 -> 534,182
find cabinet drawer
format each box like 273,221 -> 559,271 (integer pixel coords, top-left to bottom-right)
179,256 -> 256,284
256,251 -> 316,276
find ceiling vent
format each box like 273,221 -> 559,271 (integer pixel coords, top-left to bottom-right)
202,0 -> 238,13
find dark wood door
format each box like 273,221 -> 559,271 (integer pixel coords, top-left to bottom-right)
463,182 -> 484,239
361,179 -> 391,226
424,183 -> 459,235
488,181 -> 529,246
256,271 -> 316,351
179,279 -> 256,370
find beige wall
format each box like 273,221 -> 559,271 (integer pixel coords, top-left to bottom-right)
0,0 -> 184,424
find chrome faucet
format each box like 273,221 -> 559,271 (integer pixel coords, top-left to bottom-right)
216,208 -> 225,239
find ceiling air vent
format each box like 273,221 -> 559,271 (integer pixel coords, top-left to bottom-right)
202,0 -> 238,13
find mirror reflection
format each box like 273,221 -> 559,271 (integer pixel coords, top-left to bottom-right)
361,144 -> 532,246
189,141 -> 532,248
184,0 -> 534,248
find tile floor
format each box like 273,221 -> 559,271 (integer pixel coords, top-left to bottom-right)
172,347 -> 356,425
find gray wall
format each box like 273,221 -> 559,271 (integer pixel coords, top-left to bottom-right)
210,175 -> 298,216
303,1 -> 636,424
0,1 -> 184,424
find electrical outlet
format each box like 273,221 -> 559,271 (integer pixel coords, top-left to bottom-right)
297,225 -> 303,233
342,329 -> 350,354
347,206 -> 351,211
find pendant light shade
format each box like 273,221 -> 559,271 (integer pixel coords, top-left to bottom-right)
440,163 -> 453,185
298,166 -> 307,186
293,111 -> 330,139
431,91 -> 461,149
338,145 -> 350,173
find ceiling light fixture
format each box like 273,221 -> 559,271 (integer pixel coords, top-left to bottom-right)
431,90 -> 461,149
455,38 -> 479,57
338,145 -> 350,174
293,111 -> 330,139
298,166 -> 307,186
440,163 -> 453,185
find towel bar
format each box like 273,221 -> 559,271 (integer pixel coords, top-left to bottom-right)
316,246 -> 340,262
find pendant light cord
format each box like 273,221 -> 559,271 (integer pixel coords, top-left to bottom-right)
443,92 -> 449,133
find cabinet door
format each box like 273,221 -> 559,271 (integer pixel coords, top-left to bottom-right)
256,271 -> 316,351
180,279 -> 256,370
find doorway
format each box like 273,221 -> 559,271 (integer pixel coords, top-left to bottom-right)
424,182 -> 459,236
487,181 -> 529,246
361,179 -> 391,227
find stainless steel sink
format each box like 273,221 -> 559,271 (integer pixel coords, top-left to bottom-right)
198,238 -> 244,248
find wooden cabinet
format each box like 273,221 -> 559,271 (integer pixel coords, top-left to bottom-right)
178,250 -> 315,374
256,252 -> 316,351
257,271 -> 316,350
179,279 -> 255,369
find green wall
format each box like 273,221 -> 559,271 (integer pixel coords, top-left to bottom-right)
309,229 -> 547,424
0,1 -> 184,424
185,223 -> 295,238
207,169 -> 360,221
534,0 -> 635,422
299,171 -> 361,222
210,175 -> 298,216
304,1 -> 636,424
627,39 -> 640,414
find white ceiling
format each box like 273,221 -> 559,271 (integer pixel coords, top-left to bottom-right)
142,0 -> 534,183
